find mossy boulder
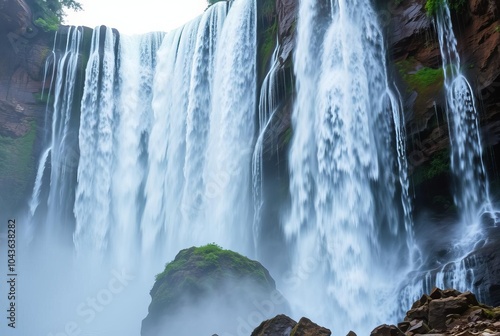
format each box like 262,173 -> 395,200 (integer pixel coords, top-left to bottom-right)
141,244 -> 289,336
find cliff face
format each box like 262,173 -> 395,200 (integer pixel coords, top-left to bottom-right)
0,0 -> 53,212
386,0 -> 500,216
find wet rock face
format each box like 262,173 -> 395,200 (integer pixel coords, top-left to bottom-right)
277,0 -> 297,64
372,288 -> 500,336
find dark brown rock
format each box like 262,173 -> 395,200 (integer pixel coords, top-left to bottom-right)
406,305 -> 429,321
397,321 -> 410,332
459,291 -> 480,306
407,320 -> 430,334
370,324 -> 405,336
428,296 -> 470,330
251,314 -> 296,336
290,317 -> 331,336
430,287 -> 444,299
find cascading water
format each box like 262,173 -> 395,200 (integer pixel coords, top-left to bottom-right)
74,26 -> 117,254
252,39 -> 280,248
21,1 -> 259,335
416,1 -> 495,298
398,1 -> 498,315
436,4 -> 493,230
202,0 -> 257,254
143,3 -> 230,259
284,0 -> 414,333
28,26 -> 83,241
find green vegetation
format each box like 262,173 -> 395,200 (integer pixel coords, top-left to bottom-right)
150,244 -> 275,314
396,58 -> 444,113
413,149 -> 450,185
27,0 -> 82,32
406,67 -> 444,91
495,25 -> 500,33
0,122 -> 37,207
282,127 -> 293,146
482,307 -> 500,319
258,21 -> 278,81
425,0 -> 466,16
155,244 -> 270,284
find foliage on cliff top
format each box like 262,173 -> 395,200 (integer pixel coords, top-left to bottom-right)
27,0 -> 82,31
150,244 -> 276,313
425,0 -> 466,16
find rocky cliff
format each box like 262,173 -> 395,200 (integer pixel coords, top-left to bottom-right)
0,0 -> 53,212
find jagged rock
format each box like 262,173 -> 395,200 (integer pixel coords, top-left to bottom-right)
250,315 -> 331,336
251,314 -> 296,336
398,321 -> 411,332
407,320 -> 431,334
428,295 -> 470,330
277,0 -> 297,64
370,324 -> 405,336
407,305 -> 430,322
290,317 -> 331,336
346,331 -> 357,336
378,289 -> 500,335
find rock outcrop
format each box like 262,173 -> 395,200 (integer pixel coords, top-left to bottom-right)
371,288 -> 500,336
0,0 -> 54,211
141,244 -> 289,336
251,315 -> 332,336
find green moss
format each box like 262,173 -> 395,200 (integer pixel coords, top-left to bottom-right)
155,244 -> 270,285
425,0 -> 466,16
407,67 -> 444,90
0,121 -> 37,207
282,127 -> 293,146
260,0 -> 275,19
396,59 -> 444,113
495,26 -> 500,33
150,244 -> 275,316
482,307 -> 500,319
413,149 -> 450,185
259,21 -> 278,81
33,92 -> 52,104
35,15 -> 60,32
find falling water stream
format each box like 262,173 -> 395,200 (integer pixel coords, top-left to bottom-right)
284,0 -> 414,333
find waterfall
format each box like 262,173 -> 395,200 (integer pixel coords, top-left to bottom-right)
201,0 -> 257,254
111,31 -> 163,264
252,39 -> 279,249
436,4 -> 493,229
29,147 -> 51,217
28,26 -> 83,238
74,26 -> 117,254
284,0 -> 413,333
141,2 -> 230,260
403,0 -> 496,300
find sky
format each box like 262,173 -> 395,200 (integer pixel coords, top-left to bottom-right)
64,0 -> 209,34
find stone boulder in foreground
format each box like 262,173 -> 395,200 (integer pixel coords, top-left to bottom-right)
141,244 -> 288,336
371,288 -> 500,336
